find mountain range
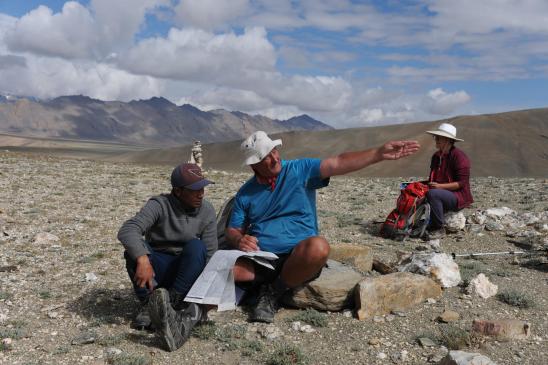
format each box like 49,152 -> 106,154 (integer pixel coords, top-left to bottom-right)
0,95 -> 546,177
0,94 -> 332,146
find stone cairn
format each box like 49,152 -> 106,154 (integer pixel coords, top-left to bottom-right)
189,140 -> 203,168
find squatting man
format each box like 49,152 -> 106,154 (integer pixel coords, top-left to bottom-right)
117,163 -> 217,351
227,131 -> 420,323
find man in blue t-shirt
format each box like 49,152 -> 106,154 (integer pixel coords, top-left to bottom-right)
226,131 -> 420,323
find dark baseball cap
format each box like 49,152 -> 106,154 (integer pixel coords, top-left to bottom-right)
170,163 -> 214,190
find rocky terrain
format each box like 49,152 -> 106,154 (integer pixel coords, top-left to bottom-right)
0,151 -> 547,365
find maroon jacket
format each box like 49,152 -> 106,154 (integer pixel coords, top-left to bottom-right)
429,146 -> 473,209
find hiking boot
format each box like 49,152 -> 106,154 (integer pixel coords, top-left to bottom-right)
249,284 -> 281,323
148,288 -> 196,351
425,228 -> 446,240
131,304 -> 152,330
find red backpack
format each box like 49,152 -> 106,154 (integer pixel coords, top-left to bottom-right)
380,182 -> 430,240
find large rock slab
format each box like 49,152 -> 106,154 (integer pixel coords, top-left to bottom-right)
328,244 -> 373,272
398,253 -> 461,288
283,260 -> 363,311
438,350 -> 496,365
355,272 -> 442,320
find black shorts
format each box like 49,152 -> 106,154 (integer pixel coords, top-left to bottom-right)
245,251 -> 324,288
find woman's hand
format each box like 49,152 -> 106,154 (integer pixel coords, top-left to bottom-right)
428,182 -> 441,189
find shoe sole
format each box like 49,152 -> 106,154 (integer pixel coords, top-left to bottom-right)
148,289 -> 183,351
249,312 -> 274,323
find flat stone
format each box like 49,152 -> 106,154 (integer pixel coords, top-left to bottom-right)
438,350 -> 496,365
355,272 -> 442,320
418,337 -> 437,347
283,260 -> 363,311
329,244 -> 373,272
471,319 -> 531,340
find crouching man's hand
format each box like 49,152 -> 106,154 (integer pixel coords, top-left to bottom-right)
135,255 -> 155,291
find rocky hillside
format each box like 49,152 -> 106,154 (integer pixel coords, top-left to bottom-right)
0,95 -> 332,146
0,151 -> 546,364
104,108 -> 548,178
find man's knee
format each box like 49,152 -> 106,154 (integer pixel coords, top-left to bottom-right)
298,236 -> 330,262
234,258 -> 255,282
185,239 -> 207,261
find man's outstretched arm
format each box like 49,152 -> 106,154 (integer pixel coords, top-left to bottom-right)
319,140 -> 420,179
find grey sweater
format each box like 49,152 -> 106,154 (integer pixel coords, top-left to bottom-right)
118,193 -> 218,261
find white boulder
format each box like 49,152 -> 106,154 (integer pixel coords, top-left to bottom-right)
465,274 -> 498,299
397,253 -> 461,288
446,212 -> 466,232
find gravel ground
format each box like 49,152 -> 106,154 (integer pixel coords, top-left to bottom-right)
0,151 -> 546,365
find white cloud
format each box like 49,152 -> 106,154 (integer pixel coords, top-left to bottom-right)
120,27 -> 276,81
421,88 -> 471,115
4,0 -> 169,60
4,3 -> 98,59
179,87 -> 272,112
0,55 -> 162,101
174,0 -> 250,30
121,26 -> 352,112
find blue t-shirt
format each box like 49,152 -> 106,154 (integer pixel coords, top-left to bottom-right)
229,159 -> 329,254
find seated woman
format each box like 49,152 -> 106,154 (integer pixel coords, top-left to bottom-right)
425,123 -> 473,233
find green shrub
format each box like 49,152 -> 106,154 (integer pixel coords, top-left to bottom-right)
191,321 -> 217,340
438,324 -> 470,350
290,308 -> 328,328
497,290 -> 535,308
106,353 -> 152,365
265,344 -> 308,365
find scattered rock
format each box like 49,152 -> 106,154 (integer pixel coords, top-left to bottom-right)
465,274 -> 498,299
485,207 -> 515,219
32,232 -> 59,245
291,321 -> 315,333
284,260 -> 363,311
418,337 -> 437,347
258,325 -> 283,340
485,221 -> 505,231
329,244 -> 373,272
445,212 -> 466,232
372,258 -> 395,274
438,350 -> 496,365
71,331 -> 97,345
355,272 -> 442,320
438,310 -> 460,323
85,272 -> 98,282
471,319 -> 531,340
397,253 -> 461,288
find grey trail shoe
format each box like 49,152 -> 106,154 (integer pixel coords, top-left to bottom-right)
250,284 -> 280,323
131,304 -> 152,330
148,288 -> 204,351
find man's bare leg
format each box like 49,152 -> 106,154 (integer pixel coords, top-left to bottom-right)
233,258 -> 255,282
249,236 -> 330,323
279,236 -> 330,287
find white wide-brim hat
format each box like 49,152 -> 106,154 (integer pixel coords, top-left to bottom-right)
426,122 -> 463,142
241,131 -> 282,165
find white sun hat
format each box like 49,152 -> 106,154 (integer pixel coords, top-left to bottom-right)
426,123 -> 464,142
241,131 -> 282,165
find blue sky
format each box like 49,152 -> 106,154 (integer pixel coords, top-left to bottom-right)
0,0 -> 547,128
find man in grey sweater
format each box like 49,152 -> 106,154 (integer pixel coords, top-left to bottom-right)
118,163 -> 217,351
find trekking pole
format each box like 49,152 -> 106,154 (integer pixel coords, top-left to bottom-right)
451,250 -> 546,260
